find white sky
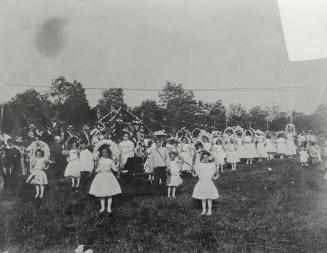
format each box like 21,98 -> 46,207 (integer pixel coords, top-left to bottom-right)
0,0 -> 326,113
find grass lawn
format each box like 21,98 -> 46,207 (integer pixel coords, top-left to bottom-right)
1,159 -> 327,252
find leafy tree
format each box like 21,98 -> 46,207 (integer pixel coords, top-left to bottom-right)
132,100 -> 166,133
2,89 -> 52,134
248,106 -> 269,130
194,100 -> 226,130
159,81 -> 197,131
50,76 -> 91,127
226,103 -> 247,127
97,88 -> 127,116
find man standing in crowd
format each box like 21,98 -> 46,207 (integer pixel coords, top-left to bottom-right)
41,125 -> 55,146
148,139 -> 170,195
79,124 -> 91,150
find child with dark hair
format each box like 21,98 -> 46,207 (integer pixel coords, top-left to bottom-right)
192,151 -> 219,216
4,138 -> 19,192
212,139 -> 226,173
89,145 -> 121,213
64,142 -> 81,191
79,142 -> 94,193
299,146 -> 309,167
26,149 -> 48,199
166,151 -> 183,198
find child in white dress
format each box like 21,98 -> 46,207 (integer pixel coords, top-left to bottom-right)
243,134 -> 256,165
309,142 -> 321,167
266,136 -> 276,160
26,149 -> 48,199
299,146 -> 308,167
192,151 -> 219,216
256,135 -> 267,163
285,133 -> 296,159
276,136 -> 286,160
64,142 -> 81,191
212,139 -> 226,172
89,145 -> 121,213
225,139 -> 239,171
167,152 -> 183,198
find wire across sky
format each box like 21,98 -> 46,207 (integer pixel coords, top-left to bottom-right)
2,83 -> 324,92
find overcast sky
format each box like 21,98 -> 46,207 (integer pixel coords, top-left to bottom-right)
0,0 -> 326,113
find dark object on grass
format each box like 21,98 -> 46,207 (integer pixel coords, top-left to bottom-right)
120,157 -> 150,183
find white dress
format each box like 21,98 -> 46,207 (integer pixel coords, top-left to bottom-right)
178,143 -> 193,172
299,151 -> 308,163
243,136 -> 256,159
192,162 -> 219,200
235,137 -> 244,159
27,157 -> 48,185
225,143 -> 239,164
212,144 -> 226,165
266,139 -> 276,154
285,134 -> 296,156
79,149 -> 94,172
89,158 -> 122,197
119,140 -> 135,168
276,138 -> 286,155
167,160 -> 183,187
203,142 -> 212,152
256,136 -> 267,158
64,149 -> 81,178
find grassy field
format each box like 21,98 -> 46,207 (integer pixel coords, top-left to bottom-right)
1,159 -> 327,252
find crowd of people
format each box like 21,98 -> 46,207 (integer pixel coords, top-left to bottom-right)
0,122 -> 326,216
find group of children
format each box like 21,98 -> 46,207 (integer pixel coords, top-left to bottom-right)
3,126 -> 326,217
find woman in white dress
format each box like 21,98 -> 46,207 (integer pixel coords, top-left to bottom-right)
118,133 -> 135,169
178,137 -> 193,174
89,145 -> 121,213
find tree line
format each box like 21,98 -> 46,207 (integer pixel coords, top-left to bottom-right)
1,77 -> 326,136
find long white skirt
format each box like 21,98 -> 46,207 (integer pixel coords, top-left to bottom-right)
227,151 -> 239,164
285,140 -> 296,156
64,160 -> 80,178
243,143 -> 257,159
28,170 -> 48,185
89,172 -> 122,197
256,143 -> 268,158
192,179 -> 219,200
276,143 -> 286,155
214,152 -> 226,165
167,174 -> 183,187
266,142 -> 276,153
